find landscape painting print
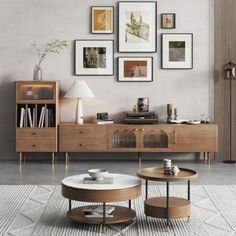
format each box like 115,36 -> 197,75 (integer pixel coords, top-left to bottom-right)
91,7 -> 114,34
118,57 -> 153,82
125,11 -> 149,43
118,2 -> 157,52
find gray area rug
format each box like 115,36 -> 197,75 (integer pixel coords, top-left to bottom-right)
0,185 -> 236,236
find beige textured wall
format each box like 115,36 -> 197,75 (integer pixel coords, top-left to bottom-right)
0,0 -> 214,159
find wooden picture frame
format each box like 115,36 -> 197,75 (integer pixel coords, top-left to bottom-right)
91,6 -> 114,34
118,57 -> 153,82
75,40 -> 114,76
161,33 -> 193,69
118,1 -> 157,53
161,13 -> 176,29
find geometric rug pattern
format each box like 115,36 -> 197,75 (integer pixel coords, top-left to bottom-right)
0,185 -> 236,236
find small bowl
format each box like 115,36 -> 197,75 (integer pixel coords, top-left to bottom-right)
88,169 -> 108,180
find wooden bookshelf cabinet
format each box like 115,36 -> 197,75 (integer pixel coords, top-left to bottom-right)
59,123 -> 218,164
15,81 -> 59,162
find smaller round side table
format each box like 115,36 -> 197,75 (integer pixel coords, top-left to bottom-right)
137,167 -> 198,229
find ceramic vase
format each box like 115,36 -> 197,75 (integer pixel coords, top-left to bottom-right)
33,65 -> 42,81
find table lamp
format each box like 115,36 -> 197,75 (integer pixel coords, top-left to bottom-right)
64,80 -> 95,124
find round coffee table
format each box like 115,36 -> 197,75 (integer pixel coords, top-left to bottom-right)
137,167 -> 198,229
62,173 -> 141,230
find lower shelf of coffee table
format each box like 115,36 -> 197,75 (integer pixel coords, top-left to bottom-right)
67,205 -> 136,225
145,197 -> 191,219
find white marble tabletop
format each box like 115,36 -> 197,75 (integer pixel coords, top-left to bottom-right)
62,173 -> 141,190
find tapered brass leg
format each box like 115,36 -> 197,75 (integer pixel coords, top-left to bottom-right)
52,152 -> 55,164
207,152 -> 211,165
19,152 -> 23,162
65,152 -> 69,164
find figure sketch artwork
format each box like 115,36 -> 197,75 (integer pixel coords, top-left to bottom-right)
83,47 -> 106,69
118,2 -> 157,52
94,10 -> 111,31
91,7 -> 114,34
75,40 -> 114,75
118,57 -> 153,82
124,60 -> 147,77
125,11 -> 149,43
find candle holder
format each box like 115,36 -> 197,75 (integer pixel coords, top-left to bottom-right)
167,104 -> 172,123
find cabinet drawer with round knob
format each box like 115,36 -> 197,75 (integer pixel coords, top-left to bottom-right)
16,139 -> 56,152
16,128 -> 56,140
59,139 -> 107,152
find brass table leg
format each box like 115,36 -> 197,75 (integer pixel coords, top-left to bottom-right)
52,152 -> 55,164
19,152 -> 23,162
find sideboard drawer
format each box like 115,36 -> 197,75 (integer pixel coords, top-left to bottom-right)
59,139 -> 107,152
16,128 -> 56,140
16,139 -> 56,152
60,125 -> 107,139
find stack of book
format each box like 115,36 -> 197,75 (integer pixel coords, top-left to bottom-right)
19,106 -> 54,128
83,205 -> 115,218
95,119 -> 114,125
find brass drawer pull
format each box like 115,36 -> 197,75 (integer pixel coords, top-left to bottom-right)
140,128 -> 145,132
32,132 -> 36,135
133,128 -> 138,132
79,144 -> 85,147
32,144 -> 36,147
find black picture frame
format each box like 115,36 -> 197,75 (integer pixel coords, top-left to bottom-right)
161,13 -> 176,29
74,39 -> 114,76
118,1 -> 157,53
91,6 -> 114,34
137,98 -> 149,112
117,57 -> 153,82
161,33 -> 193,70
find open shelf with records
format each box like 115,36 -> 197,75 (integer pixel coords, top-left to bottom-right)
15,81 -> 59,162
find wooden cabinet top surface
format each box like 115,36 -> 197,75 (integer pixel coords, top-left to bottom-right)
59,122 -> 217,127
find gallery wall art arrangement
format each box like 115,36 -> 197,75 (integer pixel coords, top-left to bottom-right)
75,1 -> 193,82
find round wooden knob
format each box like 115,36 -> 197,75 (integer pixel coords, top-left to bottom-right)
32,132 -> 36,135
79,131 -> 84,134
32,144 -> 36,147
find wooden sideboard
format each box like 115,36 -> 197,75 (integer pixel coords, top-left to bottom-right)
59,123 -> 218,164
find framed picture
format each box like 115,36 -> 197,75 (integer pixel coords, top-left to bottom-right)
161,33 -> 193,69
118,57 -> 153,82
118,1 -> 157,53
75,40 -> 114,76
161,13 -> 176,29
91,6 -> 114,34
137,98 -> 149,112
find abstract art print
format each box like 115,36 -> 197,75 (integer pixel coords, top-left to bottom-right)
118,57 -> 153,82
91,6 -> 114,34
75,40 -> 114,75
161,34 -> 193,69
118,1 -> 157,52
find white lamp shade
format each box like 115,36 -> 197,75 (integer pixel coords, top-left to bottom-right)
64,80 -> 95,98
